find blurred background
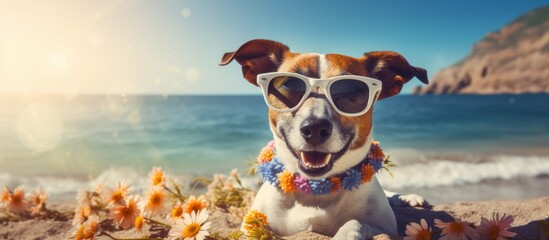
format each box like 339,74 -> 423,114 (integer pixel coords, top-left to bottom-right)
1,0 -> 548,204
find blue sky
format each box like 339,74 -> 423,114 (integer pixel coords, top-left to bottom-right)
1,0 -> 547,94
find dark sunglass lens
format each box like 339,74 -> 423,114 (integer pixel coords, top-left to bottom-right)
329,80 -> 370,114
267,76 -> 307,109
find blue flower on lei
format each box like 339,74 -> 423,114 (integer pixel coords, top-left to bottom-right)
370,159 -> 383,172
309,179 -> 332,195
258,157 -> 284,184
342,169 -> 362,190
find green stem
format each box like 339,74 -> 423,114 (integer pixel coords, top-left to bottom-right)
162,185 -> 186,202
190,177 -> 211,195
0,209 -> 21,221
100,231 -> 163,240
100,231 -> 118,240
144,217 -> 171,228
234,176 -> 244,189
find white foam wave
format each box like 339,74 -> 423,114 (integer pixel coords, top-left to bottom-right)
0,168 -> 152,196
378,155 -> 549,189
1,155 -> 548,196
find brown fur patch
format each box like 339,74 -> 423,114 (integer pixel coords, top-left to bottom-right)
338,107 -> 374,150
322,54 -> 373,150
322,54 -> 368,78
278,53 -> 320,78
269,52 -> 319,134
268,109 -> 280,135
270,53 -> 377,150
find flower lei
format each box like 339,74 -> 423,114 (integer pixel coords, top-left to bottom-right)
256,140 -> 387,195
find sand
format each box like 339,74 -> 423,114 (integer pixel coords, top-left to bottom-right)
1,198 -> 548,240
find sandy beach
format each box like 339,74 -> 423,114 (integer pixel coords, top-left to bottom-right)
2,0 -> 549,239
1,197 -> 547,240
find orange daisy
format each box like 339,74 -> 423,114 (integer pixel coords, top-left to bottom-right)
477,213 -> 516,240
31,188 -> 48,206
109,195 -> 141,229
104,181 -> 132,206
404,218 -> 432,240
6,186 -> 29,214
73,214 -> 100,240
135,215 -> 145,234
73,223 -> 87,240
149,166 -> 166,186
84,215 -> 100,239
73,204 -> 92,226
434,218 -> 478,240
277,170 -> 295,193
139,186 -> 166,216
1,186 -> 10,205
169,201 -> 184,223
30,188 -> 48,216
361,164 -> 375,183
183,195 -> 208,215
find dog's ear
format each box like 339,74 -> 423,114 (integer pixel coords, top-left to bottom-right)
219,39 -> 289,86
362,51 -> 428,99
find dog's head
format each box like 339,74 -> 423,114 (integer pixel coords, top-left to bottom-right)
220,39 -> 428,179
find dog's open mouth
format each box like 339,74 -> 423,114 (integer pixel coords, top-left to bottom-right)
298,151 -> 333,176
280,130 -> 355,177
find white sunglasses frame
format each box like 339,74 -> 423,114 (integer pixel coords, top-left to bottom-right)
257,72 -> 382,117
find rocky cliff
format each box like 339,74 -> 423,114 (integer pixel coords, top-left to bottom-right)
414,6 -> 549,95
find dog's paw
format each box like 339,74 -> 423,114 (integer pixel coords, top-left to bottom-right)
388,193 -> 428,207
332,220 -> 363,240
333,220 -> 383,240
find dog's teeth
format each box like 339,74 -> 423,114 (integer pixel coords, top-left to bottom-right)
300,152 -> 331,169
324,154 -> 331,166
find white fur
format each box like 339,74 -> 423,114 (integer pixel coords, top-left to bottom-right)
385,190 -> 426,207
248,169 -> 397,238
278,53 -> 317,73
318,53 -> 329,78
371,60 -> 386,76
250,132 -> 398,239
268,53 -> 280,65
318,53 -> 345,78
248,52 -> 425,239
285,98 -> 345,156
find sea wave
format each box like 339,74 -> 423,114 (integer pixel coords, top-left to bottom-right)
378,155 -> 549,189
1,155 -> 548,197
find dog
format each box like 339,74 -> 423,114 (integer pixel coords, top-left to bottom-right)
220,39 -> 429,239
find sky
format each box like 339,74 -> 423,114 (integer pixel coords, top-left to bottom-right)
1,0 -> 547,95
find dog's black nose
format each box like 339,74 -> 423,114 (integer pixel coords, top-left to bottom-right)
300,118 -> 333,145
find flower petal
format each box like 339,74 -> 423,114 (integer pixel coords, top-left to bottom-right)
499,215 -> 514,228
499,230 -> 517,237
420,218 -> 429,230
202,221 -> 211,230
406,225 -> 420,235
410,222 -> 422,231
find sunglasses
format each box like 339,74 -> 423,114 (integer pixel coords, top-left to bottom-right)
257,72 -> 382,117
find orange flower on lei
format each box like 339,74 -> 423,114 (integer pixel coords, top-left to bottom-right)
277,170 -> 295,193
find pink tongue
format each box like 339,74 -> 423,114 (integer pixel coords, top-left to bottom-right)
301,152 -> 329,165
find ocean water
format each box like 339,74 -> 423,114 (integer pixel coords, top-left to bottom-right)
0,94 -> 548,204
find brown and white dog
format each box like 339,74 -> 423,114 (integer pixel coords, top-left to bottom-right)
220,39 -> 429,239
